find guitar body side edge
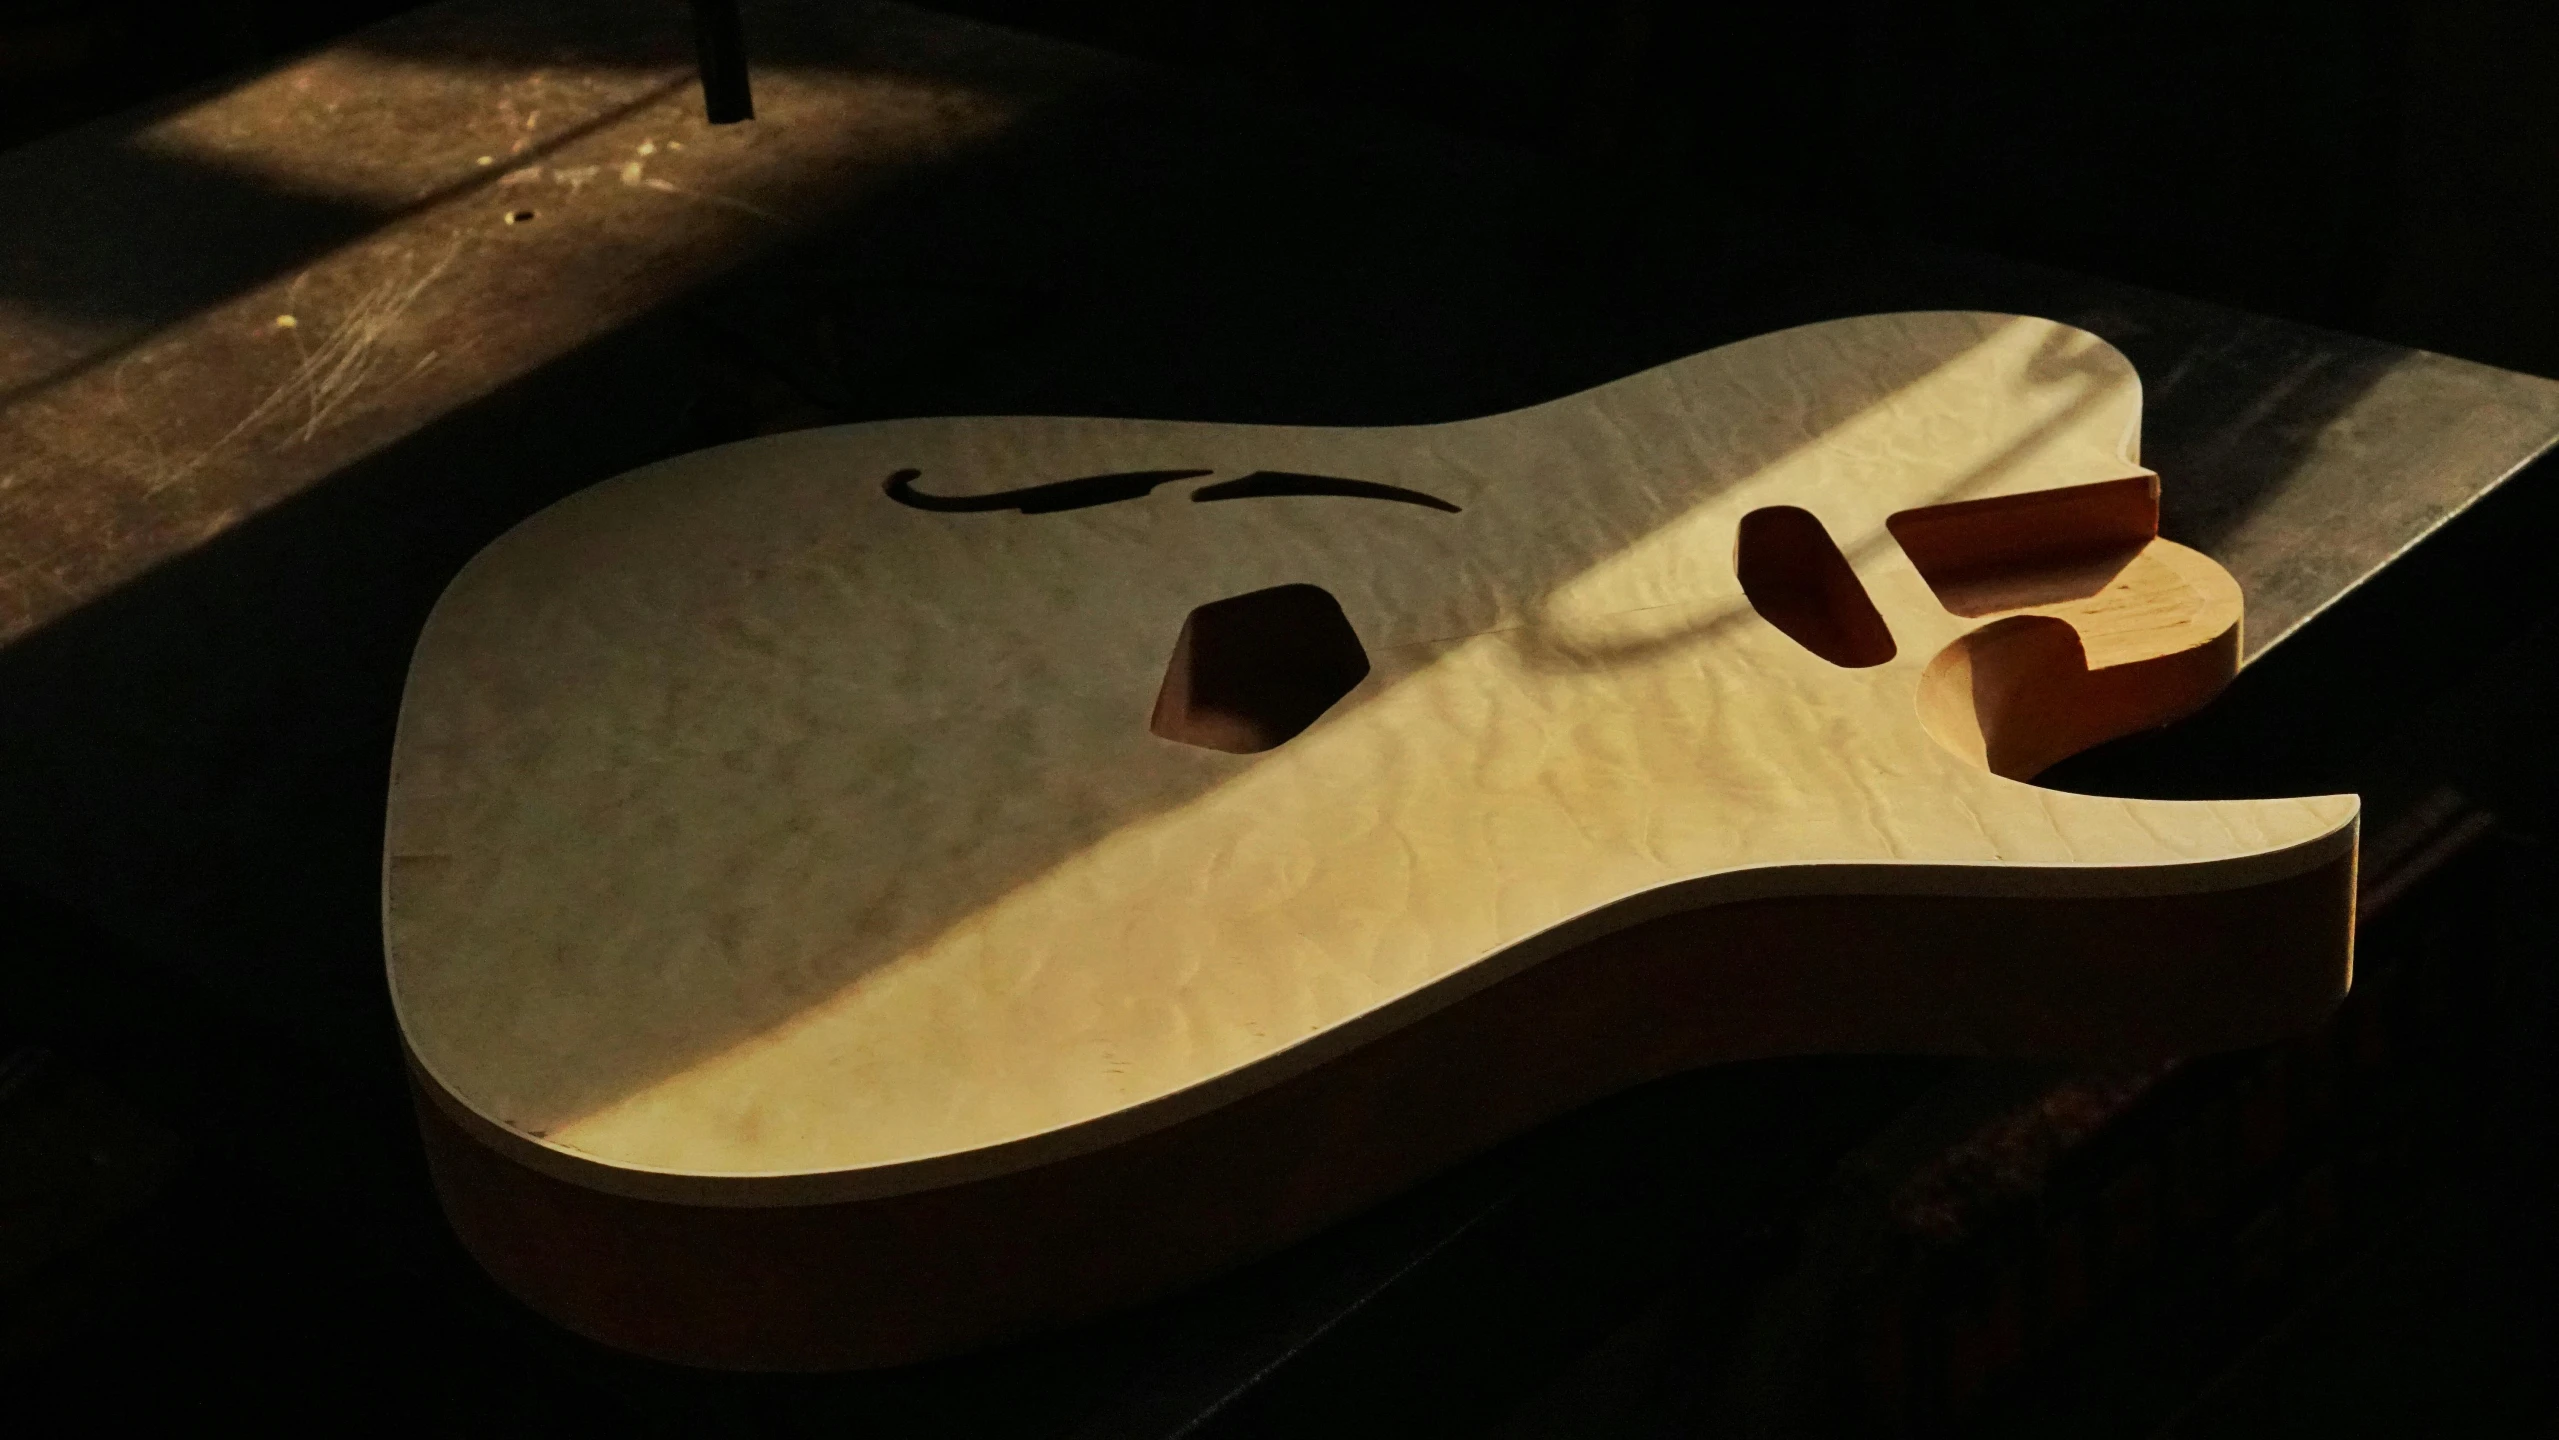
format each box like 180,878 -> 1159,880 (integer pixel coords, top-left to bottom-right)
415,841 -> 2356,1371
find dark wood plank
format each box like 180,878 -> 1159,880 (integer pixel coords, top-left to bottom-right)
3,2 -> 2557,1433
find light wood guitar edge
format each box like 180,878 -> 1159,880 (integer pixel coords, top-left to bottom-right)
413,840 -> 2359,1371
407,806 -> 2356,1211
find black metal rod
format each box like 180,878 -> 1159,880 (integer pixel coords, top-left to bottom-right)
690,0 -> 755,124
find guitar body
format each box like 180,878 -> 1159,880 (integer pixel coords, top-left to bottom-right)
386,313 -> 2356,1369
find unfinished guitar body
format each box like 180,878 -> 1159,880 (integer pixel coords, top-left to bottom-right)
385,312 -> 2357,1369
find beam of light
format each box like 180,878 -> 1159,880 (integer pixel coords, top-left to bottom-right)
0,28 -> 1076,650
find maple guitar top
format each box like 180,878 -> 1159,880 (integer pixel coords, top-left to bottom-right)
386,311 -> 2357,1225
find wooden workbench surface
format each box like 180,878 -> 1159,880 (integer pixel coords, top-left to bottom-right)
2,0 -> 2556,1431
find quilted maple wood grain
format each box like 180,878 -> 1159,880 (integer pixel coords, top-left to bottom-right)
384,311 -> 2357,1366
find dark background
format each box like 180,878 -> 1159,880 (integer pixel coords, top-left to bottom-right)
5,0 -> 2555,380
3,2 -> 2556,1435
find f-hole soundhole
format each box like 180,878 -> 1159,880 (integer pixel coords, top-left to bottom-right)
1736,506 -> 1896,667
1150,584 -> 1371,754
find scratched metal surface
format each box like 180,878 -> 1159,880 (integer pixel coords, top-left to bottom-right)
2,0 -> 2558,1433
